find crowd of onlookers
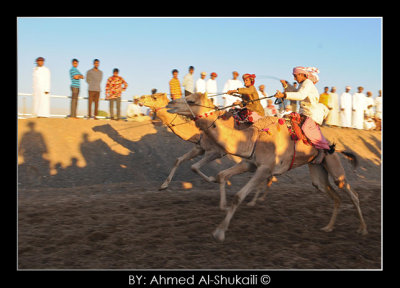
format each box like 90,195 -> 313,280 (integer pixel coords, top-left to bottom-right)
29,57 -> 381,131
277,85 -> 382,131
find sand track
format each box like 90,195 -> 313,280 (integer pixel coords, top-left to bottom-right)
17,118 -> 381,269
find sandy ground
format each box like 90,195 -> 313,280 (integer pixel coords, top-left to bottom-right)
17,118 -> 381,269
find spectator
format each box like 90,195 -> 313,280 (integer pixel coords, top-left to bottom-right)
182,66 -> 195,97
278,79 -> 292,113
86,59 -> 103,120
105,68 -> 128,121
206,72 -> 219,106
325,86 -> 340,127
126,96 -> 149,121
265,99 -> 278,117
279,105 -> 292,117
289,82 -> 299,113
195,72 -> 207,93
32,57 -> 51,118
69,59 -> 84,119
222,71 -> 243,107
363,116 -> 376,130
169,69 -> 182,100
365,91 -> 375,118
352,86 -> 366,129
374,90 -> 382,131
257,84 -> 269,112
340,86 -> 352,128
151,88 -> 158,120
319,86 -> 330,108
363,91 -> 375,130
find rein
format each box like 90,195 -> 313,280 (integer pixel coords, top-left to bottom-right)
288,140 -> 297,171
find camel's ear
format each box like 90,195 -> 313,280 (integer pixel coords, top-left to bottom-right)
202,92 -> 208,101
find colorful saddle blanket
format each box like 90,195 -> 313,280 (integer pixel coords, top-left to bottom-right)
231,108 -> 254,124
283,112 -> 312,145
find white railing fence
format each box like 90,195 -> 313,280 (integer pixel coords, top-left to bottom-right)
17,93 -> 139,119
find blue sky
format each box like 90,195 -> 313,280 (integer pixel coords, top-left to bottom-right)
17,17 -> 382,115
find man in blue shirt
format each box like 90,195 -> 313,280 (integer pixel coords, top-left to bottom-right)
69,59 -> 84,118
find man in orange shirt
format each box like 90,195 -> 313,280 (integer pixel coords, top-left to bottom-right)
319,86 -> 330,107
169,69 -> 182,100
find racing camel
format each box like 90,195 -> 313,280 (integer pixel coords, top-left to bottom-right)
139,93 -> 274,209
167,92 -> 368,242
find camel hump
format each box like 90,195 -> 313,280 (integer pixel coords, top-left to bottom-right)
234,127 -> 259,158
221,126 -> 259,158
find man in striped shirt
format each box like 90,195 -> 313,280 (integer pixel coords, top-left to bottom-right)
169,69 -> 182,100
69,59 -> 84,118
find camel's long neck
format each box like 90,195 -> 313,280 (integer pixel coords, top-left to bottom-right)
156,108 -> 202,143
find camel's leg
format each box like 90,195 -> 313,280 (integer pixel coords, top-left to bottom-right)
213,165 -> 272,242
159,145 -> 204,190
324,153 -> 368,235
342,182 -> 368,235
258,176 -> 276,202
216,160 -> 255,210
190,150 -> 223,183
247,177 -> 270,207
308,164 -> 341,232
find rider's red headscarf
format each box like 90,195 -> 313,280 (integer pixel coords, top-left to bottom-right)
242,73 -> 256,86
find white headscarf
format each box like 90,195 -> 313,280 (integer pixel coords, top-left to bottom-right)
293,66 -> 320,84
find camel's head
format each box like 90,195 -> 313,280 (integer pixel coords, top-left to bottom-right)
166,92 -> 215,119
138,93 -> 169,110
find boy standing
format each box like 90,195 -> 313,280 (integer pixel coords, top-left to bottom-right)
69,59 -> 84,118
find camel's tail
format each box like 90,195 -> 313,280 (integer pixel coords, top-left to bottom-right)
339,151 -> 358,170
327,143 -> 358,170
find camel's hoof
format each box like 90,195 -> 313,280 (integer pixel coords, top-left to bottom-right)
246,201 -> 256,207
209,176 -> 217,183
357,227 -> 368,236
321,226 -> 334,232
219,205 -> 228,211
158,184 -> 168,191
212,228 -> 225,242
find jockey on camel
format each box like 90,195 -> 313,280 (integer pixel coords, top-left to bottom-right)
226,73 -> 265,124
275,66 -> 332,164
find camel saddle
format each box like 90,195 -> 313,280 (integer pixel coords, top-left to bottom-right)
283,112 -> 312,145
251,112 -> 312,146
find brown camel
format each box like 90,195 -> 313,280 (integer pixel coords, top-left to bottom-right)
167,92 -> 368,241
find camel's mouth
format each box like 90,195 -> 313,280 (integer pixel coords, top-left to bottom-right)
166,106 -> 194,119
166,100 -> 195,118
166,102 -> 177,113
166,107 -> 178,114
166,101 -> 179,114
